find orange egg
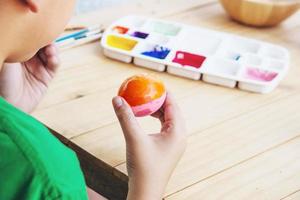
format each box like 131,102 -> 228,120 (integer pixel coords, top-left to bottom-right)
118,74 -> 167,117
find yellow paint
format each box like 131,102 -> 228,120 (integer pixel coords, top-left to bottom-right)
106,35 -> 138,51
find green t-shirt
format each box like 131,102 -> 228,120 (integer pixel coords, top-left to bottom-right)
0,97 -> 88,200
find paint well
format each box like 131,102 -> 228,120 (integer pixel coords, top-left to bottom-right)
202,58 -> 240,76
131,31 -> 149,39
223,50 -> 241,61
266,59 -> 285,70
113,26 -> 129,34
178,31 -> 221,55
146,21 -> 181,36
173,51 -> 206,68
227,38 -> 261,54
241,54 -> 263,66
243,67 -> 278,82
147,34 -> 169,45
261,46 -> 286,60
141,45 -> 171,59
107,35 -> 138,51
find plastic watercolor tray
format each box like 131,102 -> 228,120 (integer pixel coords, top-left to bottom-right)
101,16 -> 290,93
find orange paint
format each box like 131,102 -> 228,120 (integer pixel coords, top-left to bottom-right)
118,74 -> 166,107
113,26 -> 129,34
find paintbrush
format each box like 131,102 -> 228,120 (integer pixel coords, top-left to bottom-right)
64,26 -> 87,31
56,25 -> 104,50
56,25 -> 102,42
56,29 -> 104,50
58,33 -> 103,51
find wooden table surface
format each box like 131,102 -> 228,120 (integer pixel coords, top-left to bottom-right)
32,1 -> 300,199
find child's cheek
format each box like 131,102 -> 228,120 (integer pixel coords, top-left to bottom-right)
43,1 -> 76,44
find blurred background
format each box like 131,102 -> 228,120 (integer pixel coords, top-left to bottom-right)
76,0 -> 128,14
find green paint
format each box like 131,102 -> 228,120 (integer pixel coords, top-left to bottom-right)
150,21 -> 181,36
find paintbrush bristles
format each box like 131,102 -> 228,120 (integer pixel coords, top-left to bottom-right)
219,0 -> 300,27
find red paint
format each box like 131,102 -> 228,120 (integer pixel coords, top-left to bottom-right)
113,26 -> 129,34
172,51 -> 206,69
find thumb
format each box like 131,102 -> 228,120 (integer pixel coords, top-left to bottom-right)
112,96 -> 143,143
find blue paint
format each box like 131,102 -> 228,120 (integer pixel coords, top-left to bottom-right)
142,45 -> 170,59
131,31 -> 149,39
235,55 -> 241,61
56,29 -> 89,42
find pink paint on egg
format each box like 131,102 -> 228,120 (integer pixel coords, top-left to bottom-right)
132,92 -> 167,117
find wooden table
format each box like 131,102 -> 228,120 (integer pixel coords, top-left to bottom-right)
32,1 -> 300,199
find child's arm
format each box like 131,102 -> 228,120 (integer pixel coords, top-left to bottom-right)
0,44 -> 59,113
112,93 -> 187,200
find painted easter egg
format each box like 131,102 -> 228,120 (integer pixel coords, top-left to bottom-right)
118,74 -> 167,117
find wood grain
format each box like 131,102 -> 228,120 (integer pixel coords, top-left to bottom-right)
282,190 -> 300,200
166,136 -> 300,200
32,0 -> 300,199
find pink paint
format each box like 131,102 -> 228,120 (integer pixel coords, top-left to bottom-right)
172,51 -> 206,68
244,68 -> 278,82
132,92 -> 167,117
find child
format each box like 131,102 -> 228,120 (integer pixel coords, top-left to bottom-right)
0,1 -> 187,200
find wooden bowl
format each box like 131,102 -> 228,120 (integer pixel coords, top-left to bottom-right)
219,0 -> 300,27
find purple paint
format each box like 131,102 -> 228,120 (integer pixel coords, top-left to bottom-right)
131,31 -> 149,39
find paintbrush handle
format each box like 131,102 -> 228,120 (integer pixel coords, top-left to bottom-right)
58,33 -> 103,51
65,26 -> 87,31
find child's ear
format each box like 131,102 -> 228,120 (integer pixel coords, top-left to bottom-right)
24,0 -> 40,13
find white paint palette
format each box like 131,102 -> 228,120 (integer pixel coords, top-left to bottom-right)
101,16 -> 290,93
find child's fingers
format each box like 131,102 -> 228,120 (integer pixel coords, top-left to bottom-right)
112,96 -> 144,143
163,93 -> 181,122
39,44 -> 60,72
44,44 -> 58,57
151,108 -> 165,124
151,92 -> 185,135
46,55 -> 60,72
161,93 -> 186,137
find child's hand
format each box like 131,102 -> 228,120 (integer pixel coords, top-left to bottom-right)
0,44 -> 59,113
112,93 -> 187,200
